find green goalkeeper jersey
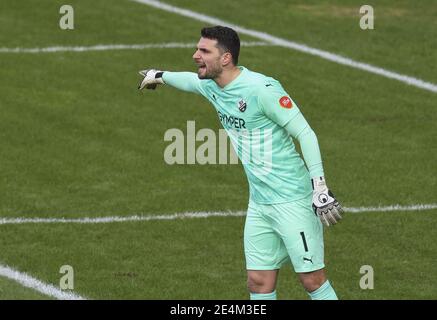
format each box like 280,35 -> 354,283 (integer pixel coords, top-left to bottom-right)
163,66 -> 312,204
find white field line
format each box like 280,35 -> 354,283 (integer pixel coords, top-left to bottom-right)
344,203 -> 437,213
0,41 -> 269,53
130,0 -> 437,93
0,264 -> 86,300
1,204 -> 435,298
0,204 -> 436,225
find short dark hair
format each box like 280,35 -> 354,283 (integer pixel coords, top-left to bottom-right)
201,26 -> 240,65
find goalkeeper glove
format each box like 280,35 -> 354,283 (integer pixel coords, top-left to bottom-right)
311,176 -> 343,226
138,69 -> 165,90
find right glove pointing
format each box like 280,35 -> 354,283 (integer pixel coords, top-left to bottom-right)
138,69 -> 165,90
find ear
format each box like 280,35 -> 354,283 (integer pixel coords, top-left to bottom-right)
221,52 -> 233,67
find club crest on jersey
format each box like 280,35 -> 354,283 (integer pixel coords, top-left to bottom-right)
237,99 -> 247,112
279,96 -> 292,109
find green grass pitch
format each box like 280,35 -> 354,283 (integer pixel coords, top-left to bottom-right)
0,0 -> 436,299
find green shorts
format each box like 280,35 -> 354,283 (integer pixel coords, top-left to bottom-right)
244,194 -> 325,273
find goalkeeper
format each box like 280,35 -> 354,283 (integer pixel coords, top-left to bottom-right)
138,26 -> 343,300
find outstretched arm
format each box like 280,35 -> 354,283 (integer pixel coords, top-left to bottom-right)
138,69 -> 202,94
162,72 -> 202,94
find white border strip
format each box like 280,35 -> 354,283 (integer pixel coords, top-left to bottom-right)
0,204 -> 435,225
130,0 -> 437,93
0,264 -> 86,300
0,41 -> 269,53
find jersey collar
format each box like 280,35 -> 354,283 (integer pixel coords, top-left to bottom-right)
221,66 -> 247,91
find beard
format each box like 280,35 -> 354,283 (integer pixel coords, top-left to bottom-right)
197,62 -> 222,79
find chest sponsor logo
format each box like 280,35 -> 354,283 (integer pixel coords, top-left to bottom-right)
217,111 -> 246,129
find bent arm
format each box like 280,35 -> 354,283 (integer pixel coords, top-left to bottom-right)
257,85 -> 325,178
162,72 -> 202,94
284,112 -> 324,178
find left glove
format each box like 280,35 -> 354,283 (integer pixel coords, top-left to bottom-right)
311,176 -> 343,226
138,69 -> 165,90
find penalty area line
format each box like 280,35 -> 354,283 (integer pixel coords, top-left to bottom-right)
0,263 -> 87,300
0,41 -> 270,53
0,204 -> 436,225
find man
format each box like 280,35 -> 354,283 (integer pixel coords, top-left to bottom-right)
138,26 -> 343,300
